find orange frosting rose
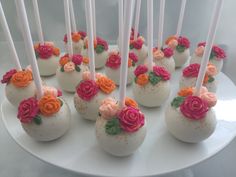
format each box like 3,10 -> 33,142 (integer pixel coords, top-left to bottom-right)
178,87 -> 193,97
125,97 -> 138,108
53,47 -> 60,56
136,74 -> 148,86
59,55 -> 70,66
165,35 -> 178,45
11,70 -> 33,87
83,57 -> 89,64
128,59 -> 132,67
96,76 -> 116,94
72,33 -> 81,42
39,95 -> 61,116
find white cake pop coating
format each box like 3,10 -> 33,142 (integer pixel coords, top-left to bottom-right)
37,56 -> 59,76
21,98 -> 71,141
179,76 -> 217,93
5,82 -> 36,107
56,64 -> 88,93
165,105 -> 217,143
130,44 -> 148,65
153,57 -> 175,74
174,48 -> 190,67
95,116 -> 146,156
133,81 -> 171,107
65,40 -> 84,54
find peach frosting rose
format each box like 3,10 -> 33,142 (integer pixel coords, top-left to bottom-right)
168,39 -> 178,49
82,71 -> 104,81
42,86 -> 58,97
11,70 -> 33,87
136,74 -> 149,86
195,46 -> 205,57
178,87 -> 194,97
200,92 -> 217,107
39,95 -> 61,116
207,63 -> 217,76
96,76 -> 116,94
99,97 -> 119,119
64,61 -> 75,72
153,49 -> 164,60
59,55 -> 70,66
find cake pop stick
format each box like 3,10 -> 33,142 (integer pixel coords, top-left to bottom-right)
134,0 -> 141,40
147,0 -> 153,71
32,0 -> 44,43
64,0 -> 73,57
69,0 -> 77,32
194,0 -> 224,96
118,0 -> 123,52
91,0 -> 96,39
16,0 -> 43,98
85,0 -> 96,80
157,0 -> 165,49
0,2 -> 22,71
119,0 -> 134,108
176,0 -> 186,37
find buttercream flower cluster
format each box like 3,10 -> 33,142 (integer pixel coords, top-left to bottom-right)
165,36 -> 190,53
153,47 -> 173,60
63,31 -> 87,43
34,42 -> 60,59
130,36 -> 145,50
84,37 -> 108,54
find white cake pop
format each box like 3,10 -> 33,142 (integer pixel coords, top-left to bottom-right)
56,53 -> 89,92
1,69 -> 36,107
190,42 -> 226,74
63,31 -> 87,54
165,35 -> 190,68
96,97 -> 146,156
74,73 -> 116,121
81,36 -> 109,69
132,65 -> 171,107
179,63 -> 218,92
105,51 -> 138,85
165,87 -> 217,143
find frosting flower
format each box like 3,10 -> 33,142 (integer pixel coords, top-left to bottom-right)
178,87 -> 194,97
43,86 -> 61,97
1,69 -> 17,84
125,97 -> 138,108
96,76 -> 116,94
53,47 -> 60,56
206,63 -> 217,76
105,53 -> 121,69
59,54 -> 70,66
178,36 -> 190,48
130,36 -> 144,49
193,86 -> 208,95
153,48 -> 164,60
168,39 -> 178,49
153,66 -> 170,81
134,65 -> 148,77
36,44 -> 53,59
39,95 -> 61,116
163,47 -> 174,58
11,70 -> 33,87
99,97 -> 119,119
64,31 -> 86,43
180,96 -> 209,120
136,74 -> 149,86
195,46 -> 205,57
118,106 -> 145,132
129,52 -> 138,63
200,92 -> 217,107
83,57 -> 89,65
165,35 -> 178,45
64,61 -> 75,72
82,71 -> 103,81
96,37 -> 108,51
17,97 -> 39,123
72,54 -> 83,65
130,28 -> 140,40
77,80 -> 99,101
183,63 -> 200,77
212,46 -> 226,59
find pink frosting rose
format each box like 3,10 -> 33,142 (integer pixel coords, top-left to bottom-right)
118,106 -> 145,132
153,66 -> 170,81
132,37 -> 144,49
72,54 -> 83,65
178,36 -> 190,48
36,44 -> 53,59
99,97 -> 119,119
17,97 -> 39,123
200,92 -> 217,107
64,61 -> 75,72
1,69 -> 17,84
163,47 -> 174,58
105,53 -> 121,69
183,63 -> 200,77
78,31 -> 87,39
198,42 -> 206,47
76,80 -> 99,101
82,71 -> 104,80
180,96 -> 209,120
195,46 -> 205,57
134,65 -> 148,77
212,46 -> 226,59
96,37 -> 108,50
129,52 -> 138,63
130,28 -> 140,40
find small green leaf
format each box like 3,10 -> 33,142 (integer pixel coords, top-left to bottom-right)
132,61 -> 135,67
60,66 -> 65,72
105,118 -> 121,135
35,51 -> 39,59
209,51 -> 215,60
130,44 -> 134,49
95,45 -> 105,54
171,96 -> 185,108
149,72 -> 161,86
176,45 -> 185,53
75,65 -> 81,72
134,77 -> 138,83
208,76 -> 215,83
33,115 -> 42,125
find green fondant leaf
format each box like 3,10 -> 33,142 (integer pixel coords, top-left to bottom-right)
132,61 -> 135,67
176,45 -> 185,53
105,118 -> 121,135
130,44 -> 134,49
171,96 -> 185,108
35,51 -> 39,59
75,65 -> 81,72
149,72 -> 161,86
95,45 -> 105,54
134,77 -> 138,83
33,115 -> 42,125
60,66 -> 65,72
209,51 -> 215,60
208,76 -> 215,83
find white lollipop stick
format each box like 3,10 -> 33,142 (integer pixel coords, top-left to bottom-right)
69,0 -> 77,32
118,0 -> 123,52
147,0 -> 153,71
119,0 -> 134,108
157,0 -> 165,49
32,0 -> 44,43
64,0 -> 73,57
194,0 -> 224,96
85,0 -> 96,81
176,0 -> 187,37
91,0 -> 96,39
0,2 -> 22,71
16,0 -> 43,98
134,0 -> 141,40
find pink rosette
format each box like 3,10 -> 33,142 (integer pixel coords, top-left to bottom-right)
163,47 -> 173,58
129,52 -> 138,63
178,36 -> 190,48
72,54 -> 83,65
118,106 -> 145,132
106,53 -> 121,69
64,61 -> 75,72
212,46 -> 226,59
200,92 -> 217,107
1,69 -> 17,84
180,96 -> 209,120
153,66 -> 170,81
36,44 -> 53,59
183,63 -> 200,77
99,97 -> 119,119
17,97 -> 39,123
96,37 -> 108,51
198,42 -> 206,47
78,31 -> 87,39
132,37 -> 144,49
76,80 -> 99,101
134,65 -> 148,77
